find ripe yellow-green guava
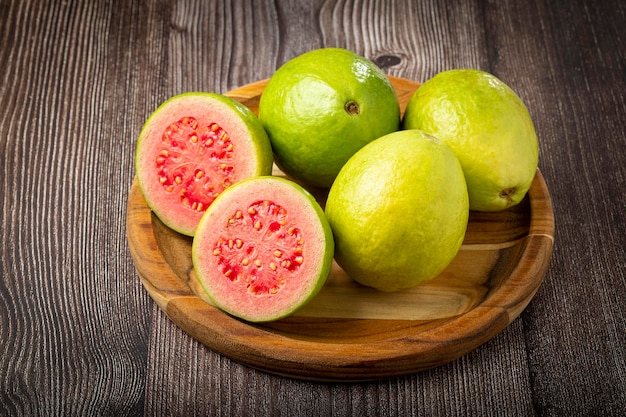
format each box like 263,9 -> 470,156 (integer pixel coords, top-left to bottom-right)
325,129 -> 469,292
403,69 -> 538,212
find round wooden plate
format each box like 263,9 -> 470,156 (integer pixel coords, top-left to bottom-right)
126,76 -> 555,381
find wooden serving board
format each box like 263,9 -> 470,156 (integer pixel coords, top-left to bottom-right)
126,76 -> 555,381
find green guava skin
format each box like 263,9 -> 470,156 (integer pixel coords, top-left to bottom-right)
258,48 -> 400,188
402,69 -> 539,212
325,130 -> 469,292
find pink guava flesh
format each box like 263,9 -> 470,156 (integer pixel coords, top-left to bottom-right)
192,177 -> 333,322
154,117 -> 234,212
136,93 -> 271,236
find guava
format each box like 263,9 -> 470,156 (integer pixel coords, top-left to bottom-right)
402,69 -> 538,212
325,129 -> 469,292
135,92 -> 273,236
192,176 -> 334,322
258,47 -> 400,188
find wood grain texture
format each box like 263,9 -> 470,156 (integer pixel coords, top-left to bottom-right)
126,77 -> 555,381
0,1 -> 154,416
1,0 -> 625,415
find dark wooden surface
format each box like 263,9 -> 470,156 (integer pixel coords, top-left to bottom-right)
1,0 -> 624,415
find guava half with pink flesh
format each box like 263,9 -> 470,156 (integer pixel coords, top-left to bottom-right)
192,176 -> 334,322
135,92 -> 273,236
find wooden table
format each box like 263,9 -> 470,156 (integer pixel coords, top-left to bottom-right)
1,0 -> 624,415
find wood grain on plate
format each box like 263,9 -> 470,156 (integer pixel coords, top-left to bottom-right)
126,76 -> 555,381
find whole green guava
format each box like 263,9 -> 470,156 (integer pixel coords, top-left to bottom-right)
259,48 -> 400,188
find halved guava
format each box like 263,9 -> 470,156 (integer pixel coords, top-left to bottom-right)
192,176 -> 334,322
135,92 -> 273,236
